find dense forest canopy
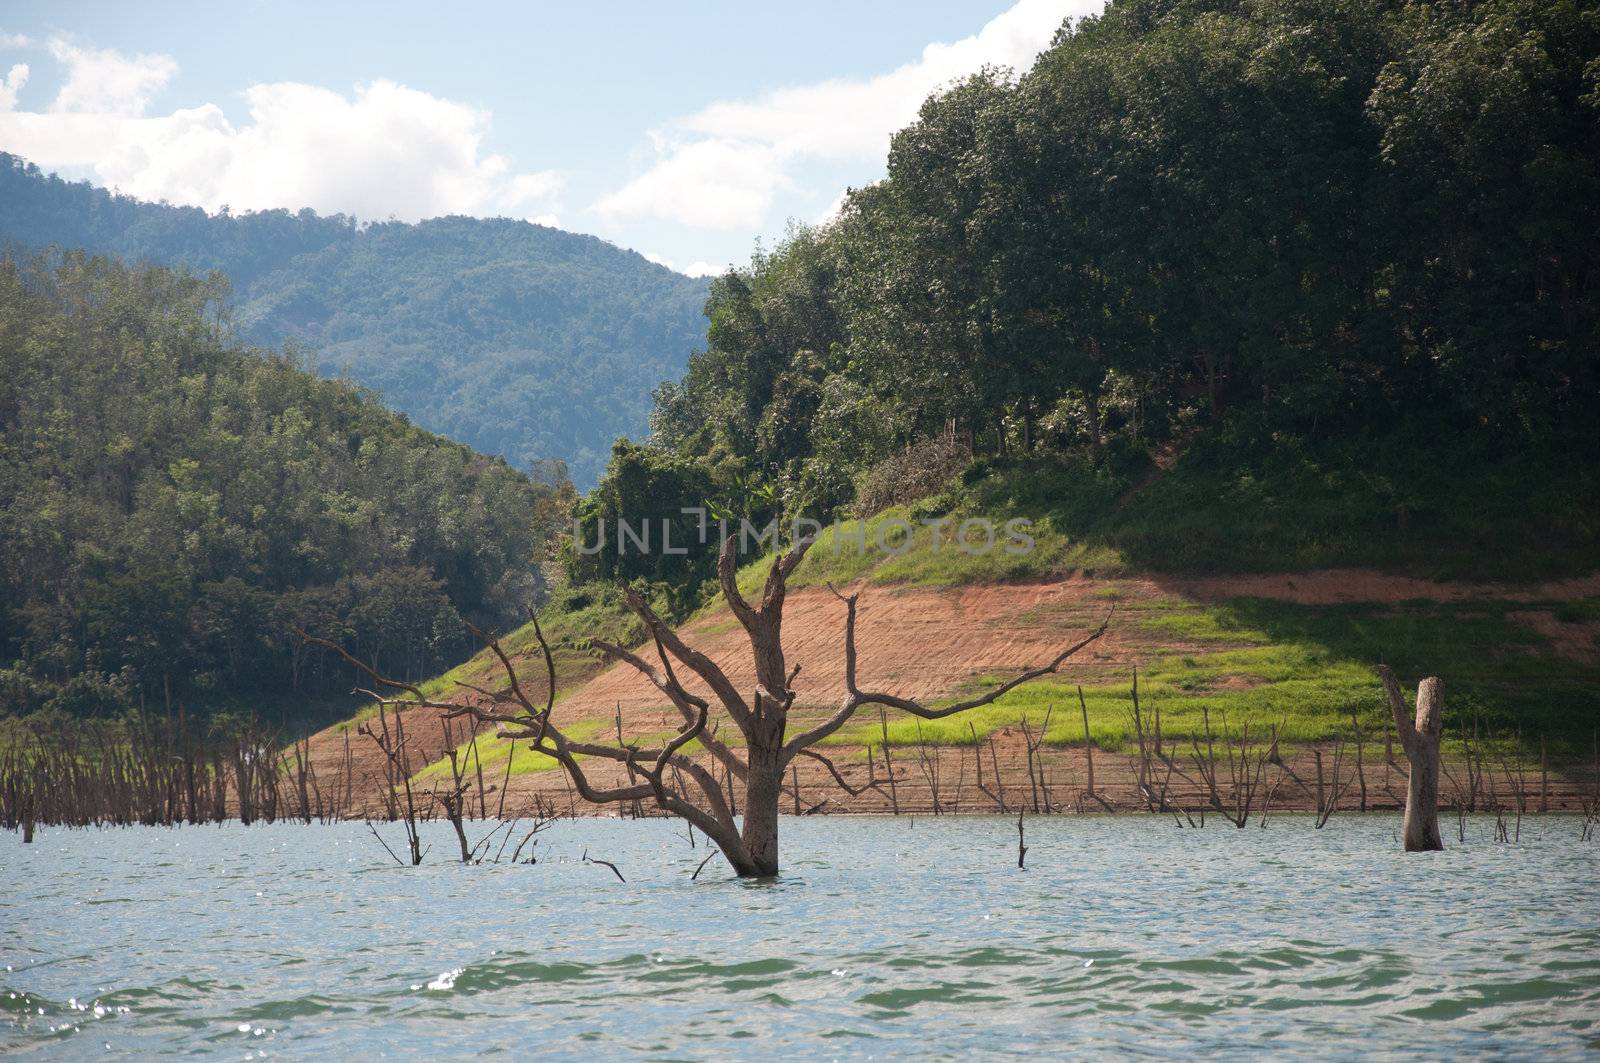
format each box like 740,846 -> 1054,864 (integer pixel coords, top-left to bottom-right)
583,0 -> 1598,602
0,155 -> 711,487
0,253 -> 568,723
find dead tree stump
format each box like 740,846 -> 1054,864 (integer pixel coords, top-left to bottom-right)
1378,666 -> 1444,852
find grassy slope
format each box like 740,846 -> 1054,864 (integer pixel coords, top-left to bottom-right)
823,593 -> 1599,759
334,584 -> 647,735
783,447 -> 1599,757
386,440 -> 1600,779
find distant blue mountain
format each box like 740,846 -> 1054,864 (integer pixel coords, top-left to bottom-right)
0,153 -> 710,486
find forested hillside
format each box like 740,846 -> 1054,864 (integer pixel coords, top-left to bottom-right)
0,155 -> 710,486
390,0 -> 1600,808
0,253 -> 567,723
581,0 -> 1599,606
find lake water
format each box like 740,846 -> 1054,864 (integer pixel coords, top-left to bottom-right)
3,815 -> 1597,1059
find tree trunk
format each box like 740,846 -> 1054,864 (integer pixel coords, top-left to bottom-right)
739,736 -> 783,877
1083,390 -> 1105,463
1379,667 -> 1444,852
1401,678 -> 1444,852
449,806 -> 471,862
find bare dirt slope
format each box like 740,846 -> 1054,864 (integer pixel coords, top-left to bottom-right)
298,569 -> 1598,817
297,579 -> 1135,810
559,580 -> 1136,730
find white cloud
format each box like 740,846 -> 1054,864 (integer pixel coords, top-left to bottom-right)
506,171 -> 564,208
49,38 -> 176,116
593,0 -> 1100,230
641,251 -> 725,278
0,32 -> 31,49
598,136 -> 785,229
0,42 -> 562,223
0,63 -> 25,111
814,188 -> 849,227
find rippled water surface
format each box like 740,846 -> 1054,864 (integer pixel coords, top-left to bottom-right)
3,815 -> 1598,1059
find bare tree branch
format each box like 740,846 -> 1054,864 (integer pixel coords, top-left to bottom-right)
618,582 -> 754,730
796,746 -> 883,798
587,633 -> 747,781
302,530 -> 1110,878
782,596 -> 1113,761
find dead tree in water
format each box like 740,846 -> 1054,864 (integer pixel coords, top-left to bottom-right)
431,720 -> 493,863
1378,666 -> 1444,852
300,534 -> 1107,877
358,703 -> 423,865
1350,709 -> 1367,813
1,710 -> 332,831
912,721 -> 943,813
1077,689 -> 1113,812
1189,707 -> 1268,828
879,709 -> 901,814
1018,712 -> 1048,812
1313,741 -> 1356,829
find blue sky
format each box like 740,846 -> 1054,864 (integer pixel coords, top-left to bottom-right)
0,1 -> 1102,274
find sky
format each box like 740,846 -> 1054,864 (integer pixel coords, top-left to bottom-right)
0,0 -> 1105,276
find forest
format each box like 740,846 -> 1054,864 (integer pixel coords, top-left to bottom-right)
3,0 -> 1597,725
578,0 -> 1599,607
0,253 -> 569,726
3,4 -> 1599,1055
0,155 -> 710,487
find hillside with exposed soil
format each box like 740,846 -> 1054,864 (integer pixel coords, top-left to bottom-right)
298,563 -> 1600,818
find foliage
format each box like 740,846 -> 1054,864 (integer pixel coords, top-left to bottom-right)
853,435 -> 973,518
565,440 -> 724,616
632,0 -> 1599,598
0,155 -> 710,487
825,595 -> 1600,755
0,254 -> 562,723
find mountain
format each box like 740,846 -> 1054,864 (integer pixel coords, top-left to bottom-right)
0,253 -> 564,722
0,153 -> 710,486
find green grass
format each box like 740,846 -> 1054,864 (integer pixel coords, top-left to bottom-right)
337,425 -> 1600,771
412,716 -> 728,786
731,419 -> 1600,591
814,596 -> 1600,757
726,506 -> 1122,596
413,718 -> 610,784
1552,599 -> 1600,624
327,582 -> 647,735
776,431 -> 1600,586
1107,429 -> 1600,580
